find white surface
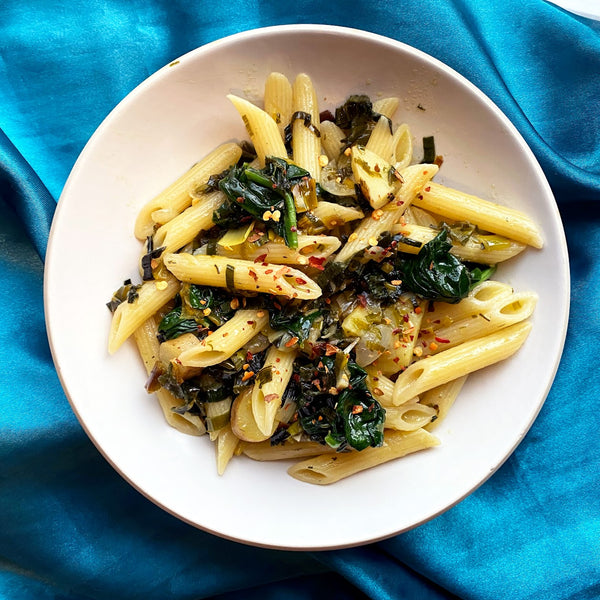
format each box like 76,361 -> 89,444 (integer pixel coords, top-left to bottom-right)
44,25 -> 570,550
547,0 -> 600,20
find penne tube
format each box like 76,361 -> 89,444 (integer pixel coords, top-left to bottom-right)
312,201 -> 364,229
133,316 -> 206,436
418,292 -> 537,355
163,253 -> 322,299
292,73 -> 322,180
264,72 -> 293,140
335,163 -> 439,263
364,100 -> 399,163
177,309 -> 269,368
391,222 -> 527,263
392,123 -> 413,169
320,121 -> 346,159
421,376 -> 468,431
392,321 -> 533,406
216,424 -> 239,475
413,183 -> 544,248
215,234 -> 341,265
424,280 -> 515,328
372,97 -> 400,118
108,274 -> 180,354
134,142 -> 241,239
365,367 -> 396,407
365,118 -> 395,162
287,429 -> 440,485
384,401 -> 438,431
227,94 -> 287,165
151,190 -> 226,255
231,387 -> 272,443
242,440 -> 337,461
252,346 -> 296,436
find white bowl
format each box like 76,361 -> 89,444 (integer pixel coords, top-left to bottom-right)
44,25 -> 569,549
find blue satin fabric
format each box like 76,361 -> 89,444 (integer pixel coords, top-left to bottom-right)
1,1 -> 598,598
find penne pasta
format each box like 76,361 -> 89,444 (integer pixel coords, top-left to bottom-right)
134,143 -> 241,239
133,316 -> 206,436
287,429 -> 440,485
163,253 -> 322,299
292,73 -> 322,181
227,94 -> 287,165
252,346 -> 296,436
392,321 -> 533,406
414,182 -> 544,248
335,163 -> 439,263
215,234 -> 341,266
422,376 -> 468,432
391,221 -> 526,263
108,274 -> 180,353
177,309 -> 269,368
264,72 -> 292,140
243,439 -> 337,461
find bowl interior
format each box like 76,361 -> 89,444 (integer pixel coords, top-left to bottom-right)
45,25 -> 569,549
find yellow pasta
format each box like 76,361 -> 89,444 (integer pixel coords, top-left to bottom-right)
414,182 -> 543,248
227,94 -> 287,165
177,309 -> 269,368
264,72 -> 292,140
134,142 -> 241,239
251,346 -> 296,436
163,253 -> 322,299
287,429 -> 440,485
108,274 -> 180,354
392,321 -> 533,406
292,73 -> 322,181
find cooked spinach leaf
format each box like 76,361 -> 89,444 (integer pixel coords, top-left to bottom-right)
270,308 -> 322,345
397,229 -> 492,303
217,157 -> 310,248
157,305 -> 199,341
334,95 -> 386,150
293,357 -> 385,452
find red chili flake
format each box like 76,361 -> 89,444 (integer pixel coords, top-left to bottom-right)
392,328 -> 402,335
358,293 -> 367,308
435,336 -> 450,344
295,277 -> 307,285
274,301 -> 282,310
351,405 -> 363,415
285,336 -> 299,347
293,373 -> 300,383
308,256 -> 326,270
415,306 -> 422,314
254,253 -> 268,263
263,393 -> 279,403
247,320 -> 255,325
393,357 -> 400,363
265,269 -> 273,274
325,343 -> 338,356
248,269 -> 258,281
236,196 -> 244,203
312,379 -> 322,391
275,357 -> 281,363
424,186 -> 431,192
324,298 -> 331,305
247,231 -> 264,243
403,314 -> 410,322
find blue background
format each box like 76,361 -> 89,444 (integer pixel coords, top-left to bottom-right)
1,1 -> 599,598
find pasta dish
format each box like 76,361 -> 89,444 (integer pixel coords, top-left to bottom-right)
106,72 -> 541,484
